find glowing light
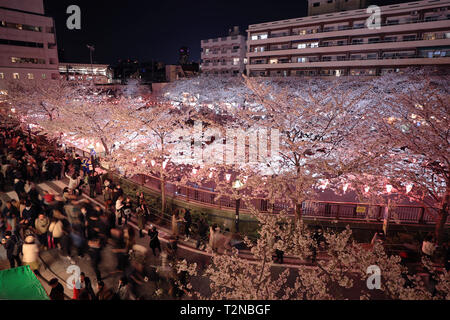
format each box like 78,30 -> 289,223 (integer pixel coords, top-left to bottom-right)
364,186 -> 370,193
343,183 -> 349,193
192,168 -> 198,175
10,108 -> 16,113
132,158 -> 137,162
162,160 -> 168,169
151,160 -> 156,167
406,184 -> 413,194
141,159 -> 146,165
410,114 -> 417,119
209,171 -> 213,179
386,184 -> 393,193
225,174 -> 231,182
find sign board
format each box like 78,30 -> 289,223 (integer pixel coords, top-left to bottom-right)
356,206 -> 366,213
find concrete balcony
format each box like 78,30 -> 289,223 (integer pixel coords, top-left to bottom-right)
247,56 -> 450,70
247,38 -> 450,58
247,18 -> 450,45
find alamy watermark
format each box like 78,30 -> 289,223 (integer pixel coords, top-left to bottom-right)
66,5 -> 81,30
171,121 -> 280,166
366,265 -> 381,290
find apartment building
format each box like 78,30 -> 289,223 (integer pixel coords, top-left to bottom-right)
59,63 -> 114,84
246,0 -> 450,77
308,0 -> 369,16
0,0 -> 59,88
201,26 -> 247,75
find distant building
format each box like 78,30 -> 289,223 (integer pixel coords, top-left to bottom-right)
0,0 -> 59,88
246,0 -> 450,77
59,63 -> 114,84
308,0 -> 369,16
200,26 -> 247,76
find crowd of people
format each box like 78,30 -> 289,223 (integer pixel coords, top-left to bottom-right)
0,128 -> 181,300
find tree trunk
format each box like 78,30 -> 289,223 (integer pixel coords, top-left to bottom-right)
101,138 -> 109,156
435,187 -> 449,245
295,201 -> 302,222
161,175 -> 166,214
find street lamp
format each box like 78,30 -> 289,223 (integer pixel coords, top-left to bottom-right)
87,45 -> 95,82
232,179 -> 244,233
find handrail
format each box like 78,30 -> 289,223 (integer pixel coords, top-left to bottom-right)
64,137 -> 445,225
250,34 -> 450,53
250,54 -> 449,65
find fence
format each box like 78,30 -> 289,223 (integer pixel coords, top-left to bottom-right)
70,145 -> 446,226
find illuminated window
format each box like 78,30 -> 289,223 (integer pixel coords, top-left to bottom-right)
13,73 -> 19,79
0,73 -> 4,79
297,43 -> 307,49
233,58 -> 240,65
42,74 -> 46,79
310,42 -> 319,48
27,73 -> 34,79
269,58 -> 278,64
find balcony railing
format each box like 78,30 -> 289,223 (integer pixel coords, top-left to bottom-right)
250,16 -> 450,41
250,53 -> 449,65
248,33 -> 450,54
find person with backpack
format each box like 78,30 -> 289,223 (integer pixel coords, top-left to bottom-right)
2,231 -> 22,268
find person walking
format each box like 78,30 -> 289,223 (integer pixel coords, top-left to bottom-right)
422,235 -> 437,259
115,195 -> 124,226
183,209 -> 192,241
48,218 -> 64,249
195,219 -> 208,250
88,237 -> 103,280
88,172 -> 98,199
3,201 -> 18,234
96,280 -> 114,300
2,231 -> 21,268
171,211 -> 182,237
136,204 -> 146,238
22,235 -> 40,274
48,278 -> 65,300
34,214 -> 50,250
148,226 -> 161,257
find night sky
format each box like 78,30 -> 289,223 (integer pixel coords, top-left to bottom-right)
43,0 -> 411,66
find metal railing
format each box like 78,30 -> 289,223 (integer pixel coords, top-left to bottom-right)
250,53 -> 449,65
68,143 -> 447,226
252,16 -> 450,41
250,34 -> 450,54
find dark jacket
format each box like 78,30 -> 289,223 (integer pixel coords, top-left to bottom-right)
49,283 -> 65,300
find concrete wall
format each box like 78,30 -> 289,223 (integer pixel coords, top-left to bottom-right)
0,0 -> 44,14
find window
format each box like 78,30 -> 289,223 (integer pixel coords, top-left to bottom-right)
233,58 -> 240,65
0,73 -> 4,79
13,73 -> 19,79
251,34 -> 268,40
42,74 -> 46,79
403,35 -> 417,41
297,43 -> 307,49
27,73 -> 34,80
313,2 -> 320,7
297,57 -> 307,63
310,42 -> 319,48
11,57 -> 46,64
327,0 -> 333,3
269,58 -> 278,64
